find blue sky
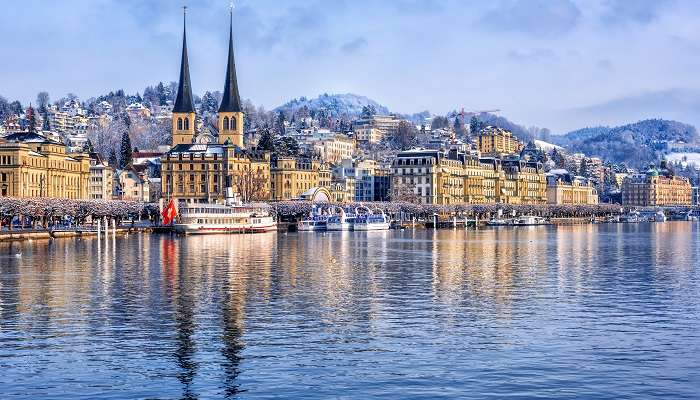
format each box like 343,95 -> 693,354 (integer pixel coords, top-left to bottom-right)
2,0 -> 700,132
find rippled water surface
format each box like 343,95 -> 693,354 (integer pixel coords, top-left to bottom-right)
1,223 -> 699,399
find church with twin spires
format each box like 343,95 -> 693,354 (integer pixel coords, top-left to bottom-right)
161,8 -> 271,203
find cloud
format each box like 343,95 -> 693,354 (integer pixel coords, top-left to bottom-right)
480,0 -> 581,35
600,0 -> 674,26
340,37 -> 368,54
507,48 -> 557,62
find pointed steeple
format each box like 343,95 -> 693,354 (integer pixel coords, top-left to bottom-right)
218,7 -> 242,113
173,6 -> 195,113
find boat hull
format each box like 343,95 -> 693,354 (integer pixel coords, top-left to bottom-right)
354,223 -> 390,231
327,222 -> 353,231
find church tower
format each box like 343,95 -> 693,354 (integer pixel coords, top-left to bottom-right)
172,7 -> 196,146
217,8 -> 244,148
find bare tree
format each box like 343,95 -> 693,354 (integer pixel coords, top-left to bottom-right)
230,167 -> 269,203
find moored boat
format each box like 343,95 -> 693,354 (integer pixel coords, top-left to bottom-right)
174,203 -> 276,234
327,208 -> 356,231
511,216 -> 549,226
354,209 -> 391,231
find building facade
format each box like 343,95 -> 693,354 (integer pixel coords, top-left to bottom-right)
89,154 -> 114,200
621,169 -> 692,206
545,170 -> 599,205
0,132 -> 90,199
390,148 -> 546,205
270,156 -> 330,201
476,126 -> 523,157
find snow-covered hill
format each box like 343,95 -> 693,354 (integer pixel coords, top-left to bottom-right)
275,93 -> 390,117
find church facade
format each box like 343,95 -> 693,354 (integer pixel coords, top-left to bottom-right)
160,10 -> 271,204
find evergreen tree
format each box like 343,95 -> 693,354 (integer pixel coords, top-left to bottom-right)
578,159 -> 587,176
108,149 -> 118,167
257,128 -> 276,152
42,110 -> 50,131
84,139 -> 95,153
469,116 -> 481,135
119,130 -> 133,169
26,105 -> 36,133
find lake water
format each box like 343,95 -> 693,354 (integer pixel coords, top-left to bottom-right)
1,223 -> 699,399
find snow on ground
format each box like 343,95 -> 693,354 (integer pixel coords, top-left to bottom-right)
667,152 -> 700,167
533,140 -> 563,152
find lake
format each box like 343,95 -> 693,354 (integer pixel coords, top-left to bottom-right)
1,223 -> 699,399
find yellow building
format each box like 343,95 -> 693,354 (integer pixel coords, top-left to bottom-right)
0,132 -> 90,199
161,9 -> 270,204
477,126 -> 523,157
546,170 -> 599,205
621,168 -> 692,206
390,148 -> 546,205
270,156 -> 331,201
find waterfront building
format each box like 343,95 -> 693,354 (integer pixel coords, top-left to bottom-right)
545,169 -> 599,205
88,154 -> 114,200
270,156 -> 330,201
621,165 -> 692,206
160,9 -> 271,204
390,148 -> 546,205
692,186 -> 699,206
0,132 -> 90,198
476,126 -> 523,157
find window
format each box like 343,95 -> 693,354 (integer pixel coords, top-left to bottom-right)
184,117 -> 190,130
223,117 -> 229,130
177,118 -> 183,130
231,117 -> 237,130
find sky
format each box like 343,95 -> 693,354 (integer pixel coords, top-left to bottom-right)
2,0 -> 700,133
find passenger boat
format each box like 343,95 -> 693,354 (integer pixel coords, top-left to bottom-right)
354,210 -> 391,231
326,208 -> 356,231
298,206 -> 330,231
174,202 -> 276,234
511,216 -> 549,226
486,218 -> 512,226
620,210 -> 640,223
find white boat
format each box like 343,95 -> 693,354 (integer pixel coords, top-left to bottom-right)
354,210 -> 391,231
512,216 -> 549,226
298,206 -> 330,231
654,210 -> 667,222
327,208 -> 356,231
486,218 -> 511,226
174,202 -> 276,234
620,210 -> 640,223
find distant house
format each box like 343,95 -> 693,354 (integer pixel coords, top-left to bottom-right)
114,167 -> 150,202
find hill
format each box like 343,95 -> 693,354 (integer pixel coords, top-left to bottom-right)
553,119 -> 699,167
275,93 -> 390,118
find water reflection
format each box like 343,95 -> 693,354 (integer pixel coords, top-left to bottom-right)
1,224 -> 699,399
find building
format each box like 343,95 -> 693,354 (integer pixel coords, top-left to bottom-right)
352,115 -> 400,141
476,126 -> 523,157
354,126 -> 383,144
692,186 -> 699,206
390,148 -> 546,205
114,168 -> 150,202
311,134 -> 355,164
89,154 -> 114,200
160,9 -> 271,204
621,167 -> 692,207
335,159 -> 391,202
546,169 -> 599,205
0,132 -> 90,199
270,156 -> 330,201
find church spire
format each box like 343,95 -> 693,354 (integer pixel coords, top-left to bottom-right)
173,6 -> 195,113
218,6 -> 242,113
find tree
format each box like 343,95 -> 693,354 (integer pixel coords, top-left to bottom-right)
42,110 -> 50,131
84,139 -> 95,153
469,116 -> 482,136
9,100 -> 23,116
200,91 -> 219,114
578,159 -> 587,176
431,116 -> 449,130
230,166 -> 269,203
0,96 -> 10,121
394,120 -> 417,150
26,105 -> 36,133
257,128 -> 275,152
36,92 -> 50,113
391,181 -> 419,203
360,104 -> 376,119
274,111 -> 286,135
119,130 -> 133,169
275,136 -> 300,156
108,149 -> 118,167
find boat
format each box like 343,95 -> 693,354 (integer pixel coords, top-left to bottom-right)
511,216 -> 549,226
298,207 -> 329,231
654,210 -> 667,222
486,218 -> 512,226
326,208 -> 356,231
354,209 -> 391,231
174,202 -> 276,234
620,210 -> 640,223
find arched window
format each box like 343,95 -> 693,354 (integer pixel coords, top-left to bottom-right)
223,117 -> 229,130
184,117 -> 190,130
231,117 -> 237,130
177,118 -> 183,131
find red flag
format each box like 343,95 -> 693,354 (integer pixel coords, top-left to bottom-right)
161,199 -> 177,225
